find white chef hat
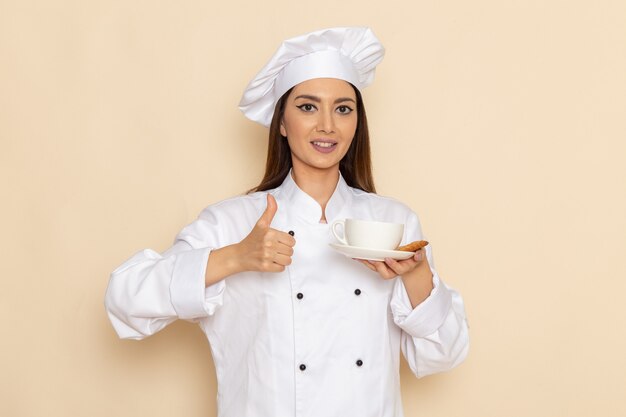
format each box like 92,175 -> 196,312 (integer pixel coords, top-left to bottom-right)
238,27 -> 385,127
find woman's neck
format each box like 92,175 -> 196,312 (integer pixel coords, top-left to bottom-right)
291,164 -> 340,221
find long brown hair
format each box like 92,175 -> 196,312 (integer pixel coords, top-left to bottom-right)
248,83 -> 376,194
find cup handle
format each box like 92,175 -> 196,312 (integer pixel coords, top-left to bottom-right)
331,219 -> 348,245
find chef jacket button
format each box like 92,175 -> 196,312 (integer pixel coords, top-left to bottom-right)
354,289 -> 361,296
299,364 -> 306,371
356,359 -> 363,367
296,292 -> 304,300
288,230 -> 295,236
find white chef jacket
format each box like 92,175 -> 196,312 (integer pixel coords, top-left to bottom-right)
105,170 -> 469,417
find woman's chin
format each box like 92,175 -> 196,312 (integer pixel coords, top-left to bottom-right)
292,158 -> 341,172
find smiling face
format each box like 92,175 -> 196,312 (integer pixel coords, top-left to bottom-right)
279,78 -> 358,175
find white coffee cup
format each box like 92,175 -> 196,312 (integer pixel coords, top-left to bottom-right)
331,219 -> 404,250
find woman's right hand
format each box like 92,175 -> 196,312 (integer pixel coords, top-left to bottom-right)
205,194 -> 295,286
236,194 -> 296,272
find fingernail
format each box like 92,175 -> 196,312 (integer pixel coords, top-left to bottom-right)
288,230 -> 294,236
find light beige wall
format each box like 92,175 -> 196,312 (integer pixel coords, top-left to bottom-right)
2,0 -> 625,416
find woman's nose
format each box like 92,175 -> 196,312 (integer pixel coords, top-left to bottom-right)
316,109 -> 335,134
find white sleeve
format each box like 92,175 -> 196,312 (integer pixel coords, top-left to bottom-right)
389,211 -> 469,378
104,213 -> 226,340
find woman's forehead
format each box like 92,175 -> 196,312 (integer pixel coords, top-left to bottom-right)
291,78 -> 356,99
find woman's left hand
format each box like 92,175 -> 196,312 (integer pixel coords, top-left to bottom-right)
357,249 -> 434,308
356,249 -> 427,280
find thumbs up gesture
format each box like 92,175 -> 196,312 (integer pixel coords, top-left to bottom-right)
237,194 -> 296,273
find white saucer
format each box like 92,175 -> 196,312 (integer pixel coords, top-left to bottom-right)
329,243 -> 415,262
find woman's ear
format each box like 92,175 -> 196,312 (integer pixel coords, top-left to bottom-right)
279,120 -> 287,137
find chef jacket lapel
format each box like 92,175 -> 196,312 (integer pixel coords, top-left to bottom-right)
271,169 -> 351,228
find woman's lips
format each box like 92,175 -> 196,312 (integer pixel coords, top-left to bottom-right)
310,140 -> 337,154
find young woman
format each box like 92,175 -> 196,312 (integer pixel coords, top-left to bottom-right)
105,27 -> 469,417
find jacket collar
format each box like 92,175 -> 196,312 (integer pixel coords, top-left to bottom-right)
277,169 -> 352,224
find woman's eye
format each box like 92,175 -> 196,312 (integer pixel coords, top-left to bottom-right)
336,105 -> 353,114
297,104 -> 316,112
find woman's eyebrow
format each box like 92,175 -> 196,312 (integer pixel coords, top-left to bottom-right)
334,97 -> 356,104
294,94 -> 321,102
294,94 -> 356,104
